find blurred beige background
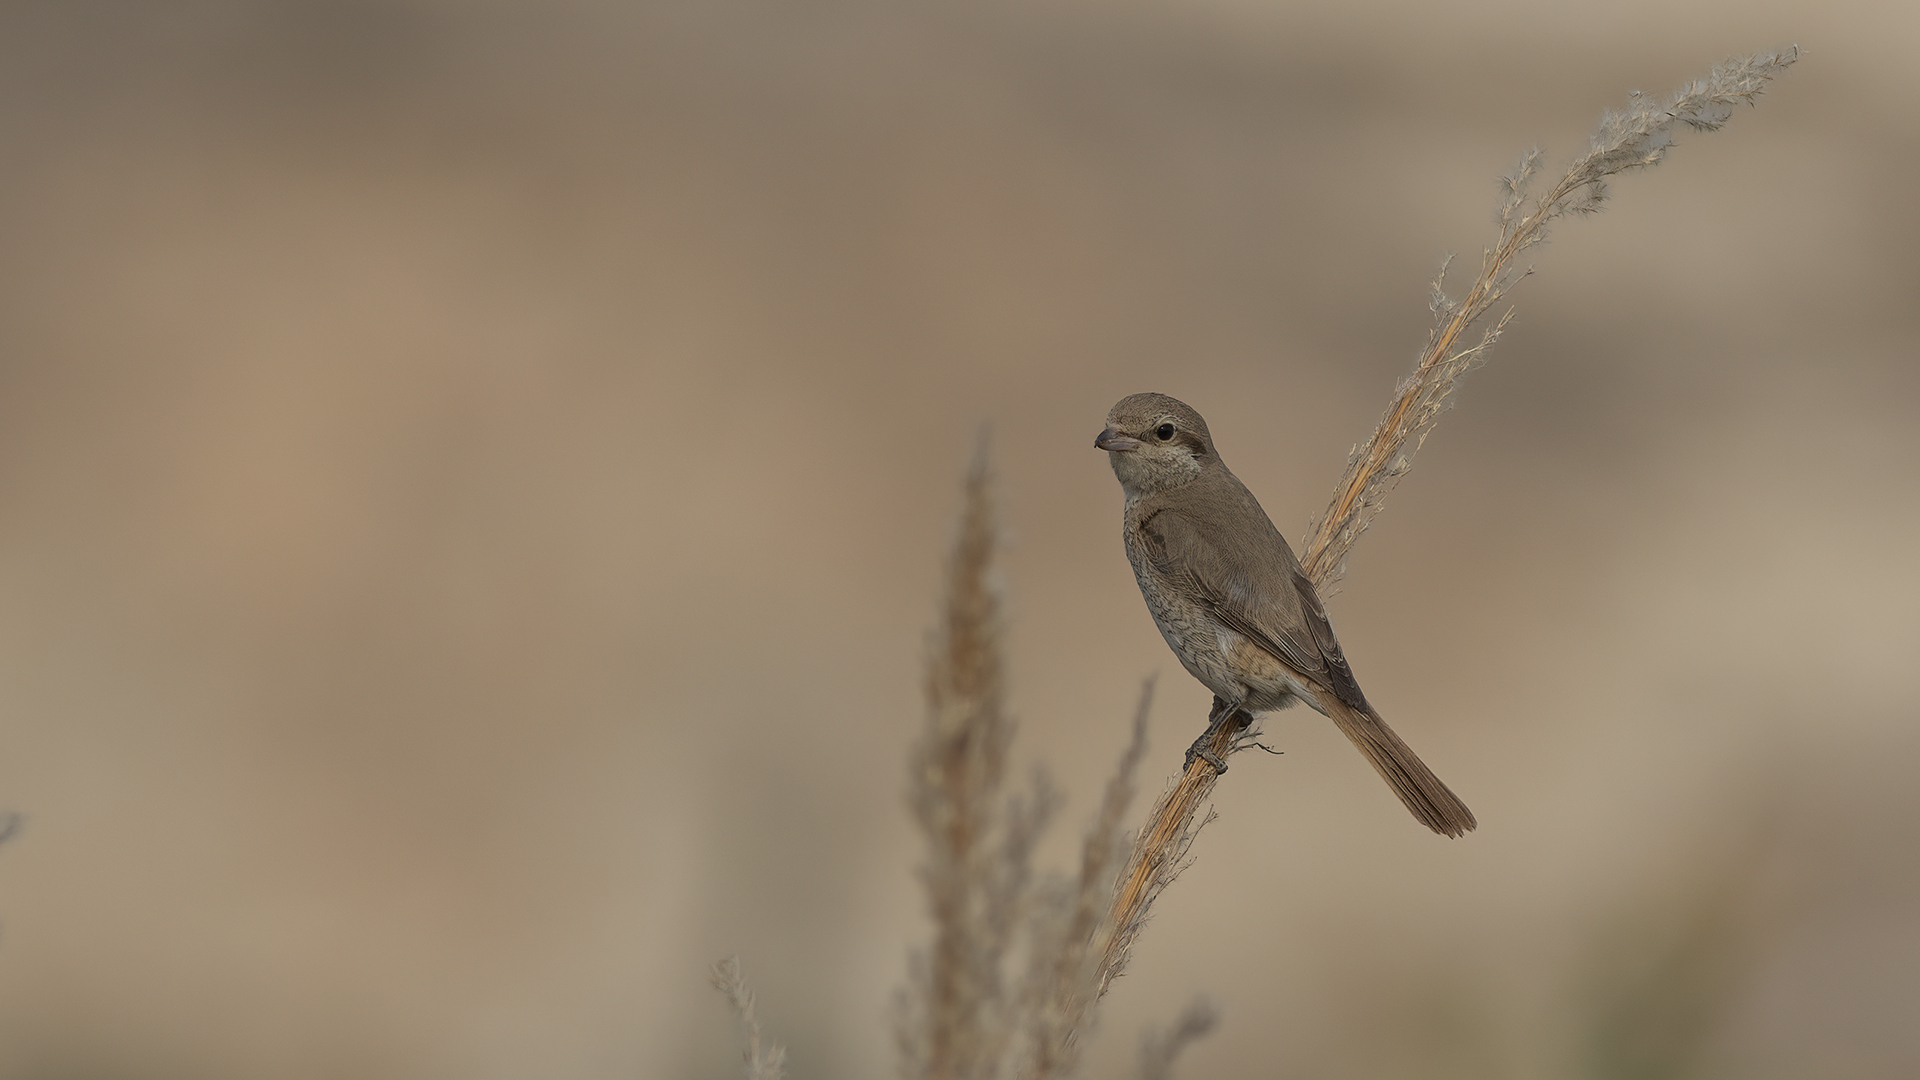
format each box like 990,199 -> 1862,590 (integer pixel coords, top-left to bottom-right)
0,2 -> 1914,1078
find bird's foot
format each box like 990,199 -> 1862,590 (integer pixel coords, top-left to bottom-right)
1184,738 -> 1229,773
1184,698 -> 1249,774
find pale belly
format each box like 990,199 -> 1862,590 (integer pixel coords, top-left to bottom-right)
1130,561 -> 1321,716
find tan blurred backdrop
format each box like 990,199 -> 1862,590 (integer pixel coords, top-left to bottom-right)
0,2 -> 1914,1078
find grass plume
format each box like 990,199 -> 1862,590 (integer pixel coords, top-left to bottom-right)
710,956 -> 788,1080
1302,46 -> 1799,587
896,441 -> 1049,1080
895,444 -> 1164,1080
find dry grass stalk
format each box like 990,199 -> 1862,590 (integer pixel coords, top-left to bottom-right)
1302,46 -> 1799,588
710,956 -> 788,1080
1093,723 -> 1226,998
897,442 -> 1037,1080
1015,682 -> 1155,1079
896,448 -> 1166,1080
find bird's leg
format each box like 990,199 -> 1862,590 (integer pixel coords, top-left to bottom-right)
1185,696 -> 1250,774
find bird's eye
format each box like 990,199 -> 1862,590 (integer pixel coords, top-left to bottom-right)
1155,422 -> 1176,440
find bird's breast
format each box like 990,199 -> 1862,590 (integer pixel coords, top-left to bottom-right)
1120,521 -> 1236,694
1119,515 -> 1318,714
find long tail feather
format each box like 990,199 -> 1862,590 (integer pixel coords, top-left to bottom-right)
1324,699 -> 1477,837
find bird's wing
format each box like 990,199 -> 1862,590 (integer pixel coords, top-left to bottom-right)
1139,504 -> 1371,712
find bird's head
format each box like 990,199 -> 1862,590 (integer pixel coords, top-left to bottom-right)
1095,392 -> 1220,499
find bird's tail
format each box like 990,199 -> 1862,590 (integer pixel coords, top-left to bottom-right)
1324,698 -> 1477,837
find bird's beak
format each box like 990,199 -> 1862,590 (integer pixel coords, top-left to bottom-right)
1094,427 -> 1142,452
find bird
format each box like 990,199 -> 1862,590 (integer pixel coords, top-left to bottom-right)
1095,391 -> 1476,837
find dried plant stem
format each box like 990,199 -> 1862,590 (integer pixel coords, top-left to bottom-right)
902,442 -> 1030,1080
898,451 -> 1170,1080
1302,46 -> 1798,587
902,439 -> 1109,1080
1018,680 -> 1154,1079
1094,720 -> 1229,994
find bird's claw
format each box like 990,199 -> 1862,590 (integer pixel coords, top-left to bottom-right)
1184,740 -> 1229,774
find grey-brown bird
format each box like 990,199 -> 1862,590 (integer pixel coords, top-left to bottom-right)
1095,392 -> 1476,837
